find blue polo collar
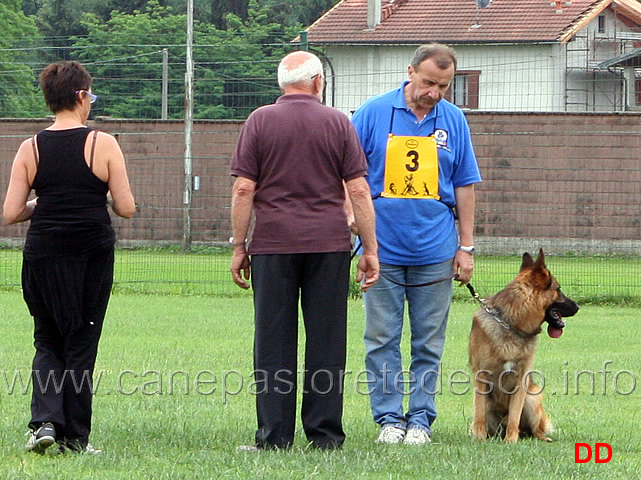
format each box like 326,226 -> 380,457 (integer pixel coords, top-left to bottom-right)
392,80 -> 441,123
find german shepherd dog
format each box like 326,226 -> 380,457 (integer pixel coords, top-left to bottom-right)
468,249 -> 579,443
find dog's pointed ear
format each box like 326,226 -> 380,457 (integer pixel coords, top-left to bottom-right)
530,248 -> 553,288
520,252 -> 534,271
534,248 -> 546,268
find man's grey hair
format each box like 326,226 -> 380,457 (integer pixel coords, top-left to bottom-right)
410,43 -> 457,72
277,53 -> 323,89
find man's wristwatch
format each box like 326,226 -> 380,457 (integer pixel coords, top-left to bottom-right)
229,236 -> 247,248
459,245 -> 475,255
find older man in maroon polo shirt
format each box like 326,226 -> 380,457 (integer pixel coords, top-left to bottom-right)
230,50 -> 379,450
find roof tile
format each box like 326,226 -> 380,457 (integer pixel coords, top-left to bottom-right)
306,0 -> 641,44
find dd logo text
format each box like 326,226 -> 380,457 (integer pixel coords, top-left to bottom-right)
575,443 -> 612,463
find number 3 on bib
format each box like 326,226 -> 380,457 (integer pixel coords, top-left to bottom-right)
382,134 -> 440,200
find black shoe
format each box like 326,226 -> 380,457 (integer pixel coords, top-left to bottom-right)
25,422 -> 56,454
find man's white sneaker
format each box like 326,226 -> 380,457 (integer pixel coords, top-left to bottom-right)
82,443 -> 103,455
403,427 -> 431,445
57,442 -> 103,455
375,425 -> 406,444
236,445 -> 260,453
25,422 -> 56,454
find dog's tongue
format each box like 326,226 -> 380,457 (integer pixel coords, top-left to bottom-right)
547,325 -> 563,338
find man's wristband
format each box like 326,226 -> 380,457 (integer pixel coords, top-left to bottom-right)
459,245 -> 475,255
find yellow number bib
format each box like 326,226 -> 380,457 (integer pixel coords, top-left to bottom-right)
382,134 -> 440,200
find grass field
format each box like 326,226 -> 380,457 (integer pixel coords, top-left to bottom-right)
0,289 -> 639,479
1,247 -> 640,302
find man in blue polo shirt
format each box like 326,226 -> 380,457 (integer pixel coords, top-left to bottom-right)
352,43 -> 482,445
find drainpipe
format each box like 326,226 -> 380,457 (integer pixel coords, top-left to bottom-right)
625,65 -> 635,110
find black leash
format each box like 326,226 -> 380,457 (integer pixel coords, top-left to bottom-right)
380,271 -> 456,288
465,282 -> 538,337
351,238 -> 457,288
352,240 -> 518,331
466,282 -> 481,302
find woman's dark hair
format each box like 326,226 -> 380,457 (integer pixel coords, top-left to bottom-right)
39,61 -> 93,113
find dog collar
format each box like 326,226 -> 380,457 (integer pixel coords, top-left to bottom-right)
482,305 -> 541,339
467,283 -> 541,339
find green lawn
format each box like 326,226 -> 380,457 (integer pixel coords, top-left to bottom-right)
1,247 -> 640,301
0,291 -> 639,479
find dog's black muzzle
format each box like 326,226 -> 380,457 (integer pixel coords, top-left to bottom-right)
544,295 -> 580,330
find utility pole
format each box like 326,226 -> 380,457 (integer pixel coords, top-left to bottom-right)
183,0 -> 194,251
162,48 -> 168,120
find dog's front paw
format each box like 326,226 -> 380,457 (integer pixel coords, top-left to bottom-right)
471,423 -> 487,440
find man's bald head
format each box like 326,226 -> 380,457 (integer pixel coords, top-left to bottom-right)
277,51 -> 323,91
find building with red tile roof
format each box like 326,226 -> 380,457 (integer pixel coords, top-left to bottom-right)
301,0 -> 641,112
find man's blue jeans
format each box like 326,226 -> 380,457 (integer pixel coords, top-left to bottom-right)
363,260 -> 453,435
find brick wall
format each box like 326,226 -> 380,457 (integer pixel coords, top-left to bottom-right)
1,113 -> 639,253
469,112 -> 640,253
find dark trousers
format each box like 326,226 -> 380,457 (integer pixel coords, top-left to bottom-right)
251,252 -> 350,449
23,247 -> 114,447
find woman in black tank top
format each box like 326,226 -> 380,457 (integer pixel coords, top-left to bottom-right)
2,61 -> 135,455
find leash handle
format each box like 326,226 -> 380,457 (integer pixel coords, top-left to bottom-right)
466,283 -> 479,300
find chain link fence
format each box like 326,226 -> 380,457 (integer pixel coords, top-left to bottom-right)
0,38 -> 639,302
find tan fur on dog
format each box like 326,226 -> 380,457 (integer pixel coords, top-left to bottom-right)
468,249 -> 579,443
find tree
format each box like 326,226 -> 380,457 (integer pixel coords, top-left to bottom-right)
212,0 -> 300,117
147,0 -> 333,29
94,0 -> 162,16
34,0 -> 168,61
259,0 -> 338,27
209,0 -> 250,29
0,0 -> 44,117
69,0 -> 299,119
21,0 -> 40,16
35,0 -> 89,60
72,1 -> 193,119
21,0 -> 324,119
166,0 -> 250,29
